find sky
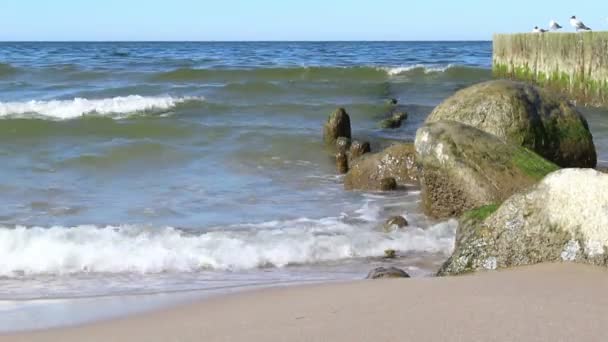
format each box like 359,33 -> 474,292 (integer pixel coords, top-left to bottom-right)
0,0 -> 606,41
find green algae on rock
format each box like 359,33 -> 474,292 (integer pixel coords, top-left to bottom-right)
344,143 -> 418,191
439,168 -> 608,276
415,121 -> 559,219
323,108 -> 352,146
426,80 -> 597,168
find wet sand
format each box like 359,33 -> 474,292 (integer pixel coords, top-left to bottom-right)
3,263 -> 608,342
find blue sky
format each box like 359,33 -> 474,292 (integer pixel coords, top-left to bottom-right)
0,0 -> 606,41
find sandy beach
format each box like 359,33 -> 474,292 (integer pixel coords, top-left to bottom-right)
3,262 -> 608,342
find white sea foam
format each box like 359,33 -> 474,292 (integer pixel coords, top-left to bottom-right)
0,95 -> 203,119
382,64 -> 454,76
0,218 -> 457,277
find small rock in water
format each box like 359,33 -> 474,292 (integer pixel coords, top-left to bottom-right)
323,108 -> 352,146
384,249 -> 397,259
366,266 -> 410,279
388,98 -> 398,105
380,177 -> 398,191
336,152 -> 349,174
383,216 -> 409,232
380,111 -> 408,129
349,141 -> 371,161
335,137 -> 352,154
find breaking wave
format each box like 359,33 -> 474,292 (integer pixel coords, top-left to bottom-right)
0,95 -> 204,120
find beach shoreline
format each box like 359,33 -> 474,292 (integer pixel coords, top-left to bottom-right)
4,262 -> 608,342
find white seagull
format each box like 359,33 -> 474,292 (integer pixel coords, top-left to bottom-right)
570,16 -> 591,31
532,26 -> 547,33
549,20 -> 562,31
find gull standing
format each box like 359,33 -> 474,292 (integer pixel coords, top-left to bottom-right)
549,20 -> 562,31
570,16 -> 592,31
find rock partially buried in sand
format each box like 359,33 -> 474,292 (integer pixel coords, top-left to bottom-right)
344,143 -> 418,191
438,168 -> 608,276
348,140 -> 371,161
426,80 -> 597,168
336,152 -> 349,174
415,121 -> 559,219
383,216 -> 409,232
380,111 -> 408,129
366,267 -> 410,279
323,108 -> 352,146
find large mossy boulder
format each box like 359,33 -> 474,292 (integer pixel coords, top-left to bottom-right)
426,80 -> 597,168
323,108 -> 351,146
439,169 -> 608,276
415,121 -> 559,219
344,143 -> 418,191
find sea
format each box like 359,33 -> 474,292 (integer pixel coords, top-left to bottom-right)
0,41 -> 606,330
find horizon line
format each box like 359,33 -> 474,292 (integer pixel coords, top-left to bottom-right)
0,39 -> 493,43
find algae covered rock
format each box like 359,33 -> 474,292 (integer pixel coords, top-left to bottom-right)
348,140 -> 371,161
336,152 -> 349,174
415,121 -> 559,219
380,111 -> 408,129
379,177 -> 397,191
323,108 -> 352,146
426,80 -> 597,168
344,143 -> 418,191
383,216 -> 409,232
439,169 -> 608,276
366,266 -> 410,279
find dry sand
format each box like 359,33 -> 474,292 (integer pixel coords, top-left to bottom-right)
3,263 -> 608,342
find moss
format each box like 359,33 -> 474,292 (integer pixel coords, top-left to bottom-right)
463,204 -> 499,221
512,147 -> 559,180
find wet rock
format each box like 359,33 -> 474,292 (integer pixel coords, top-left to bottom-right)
384,249 -> 397,259
323,108 -> 352,146
336,152 -> 349,174
383,216 -> 409,232
380,111 -> 408,129
336,137 -> 352,154
348,140 -> 371,161
366,266 -> 410,279
380,177 -> 397,191
427,80 -> 597,168
344,143 -> 418,191
415,121 -> 559,219
439,169 -> 608,276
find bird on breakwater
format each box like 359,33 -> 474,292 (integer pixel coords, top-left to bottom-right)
532,26 -> 548,33
549,20 -> 562,31
570,16 -> 592,31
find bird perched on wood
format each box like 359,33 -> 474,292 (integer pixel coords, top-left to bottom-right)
549,20 -> 562,31
570,16 -> 591,31
532,26 -> 548,33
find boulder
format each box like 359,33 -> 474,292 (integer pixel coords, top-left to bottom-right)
323,108 -> 351,146
348,140 -> 371,161
336,152 -> 349,174
344,143 -> 418,191
383,216 -> 409,232
439,169 -> 608,276
366,266 -> 410,279
336,137 -> 352,154
415,121 -> 559,219
426,80 -> 597,168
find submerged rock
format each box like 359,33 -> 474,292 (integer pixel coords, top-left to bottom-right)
323,108 -> 352,146
383,216 -> 409,232
344,143 -> 418,191
366,266 -> 410,279
348,140 -> 371,161
439,169 -> 608,276
415,121 -> 559,219
426,80 -> 597,168
380,177 -> 397,191
380,111 -> 408,129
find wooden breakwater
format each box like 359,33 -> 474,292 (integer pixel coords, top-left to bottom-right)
493,32 -> 608,107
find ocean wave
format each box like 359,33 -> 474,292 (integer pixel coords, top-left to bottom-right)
0,219 -> 457,276
382,64 -> 455,76
0,95 -> 204,119
0,62 -> 19,77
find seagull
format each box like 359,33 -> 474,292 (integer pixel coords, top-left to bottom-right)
570,16 -> 591,31
549,20 -> 562,31
532,26 -> 547,33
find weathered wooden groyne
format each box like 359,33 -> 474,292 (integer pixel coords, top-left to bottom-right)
493,32 -> 608,107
